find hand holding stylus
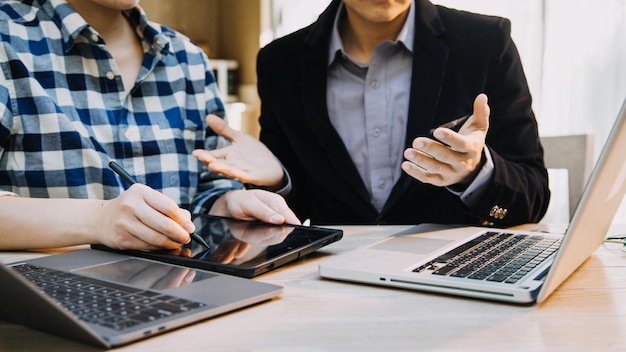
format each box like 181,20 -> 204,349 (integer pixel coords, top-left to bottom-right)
108,161 -> 209,249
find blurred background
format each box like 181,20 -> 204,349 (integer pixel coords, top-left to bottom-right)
141,0 -> 626,223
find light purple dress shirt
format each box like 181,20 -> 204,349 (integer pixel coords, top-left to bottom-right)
326,1 -> 494,212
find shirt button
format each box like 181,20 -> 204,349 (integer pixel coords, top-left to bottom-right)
378,179 -> 386,189
90,33 -> 99,42
370,80 -> 380,89
106,71 -> 116,80
155,35 -> 168,46
373,128 -> 381,137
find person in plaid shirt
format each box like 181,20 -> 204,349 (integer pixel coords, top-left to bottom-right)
0,0 -> 298,250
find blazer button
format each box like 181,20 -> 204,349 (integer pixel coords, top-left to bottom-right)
489,205 -> 508,220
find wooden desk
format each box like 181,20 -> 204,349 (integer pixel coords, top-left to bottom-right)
1,225 -> 626,351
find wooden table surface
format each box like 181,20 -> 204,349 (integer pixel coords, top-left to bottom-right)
1,224 -> 625,351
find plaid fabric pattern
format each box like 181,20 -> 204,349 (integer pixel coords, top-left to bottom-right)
0,0 -> 242,214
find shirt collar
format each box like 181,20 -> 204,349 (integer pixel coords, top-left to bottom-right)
328,0 -> 415,67
42,0 -> 171,57
42,0 -> 90,52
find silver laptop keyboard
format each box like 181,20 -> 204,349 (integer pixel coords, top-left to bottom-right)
12,264 -> 207,331
412,231 -> 561,284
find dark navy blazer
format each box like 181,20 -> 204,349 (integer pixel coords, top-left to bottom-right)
256,0 -> 550,226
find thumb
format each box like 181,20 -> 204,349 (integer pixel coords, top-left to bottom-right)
471,93 -> 490,132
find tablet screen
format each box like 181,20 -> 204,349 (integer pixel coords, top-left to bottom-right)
181,214 -> 329,267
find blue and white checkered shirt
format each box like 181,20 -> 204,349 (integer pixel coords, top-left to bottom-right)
0,0 -> 242,214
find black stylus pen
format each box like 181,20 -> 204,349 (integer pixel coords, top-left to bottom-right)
108,161 -> 210,248
429,114 -> 471,136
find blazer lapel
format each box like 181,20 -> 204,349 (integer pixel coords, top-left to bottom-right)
298,1 -> 373,207
381,0 -> 450,219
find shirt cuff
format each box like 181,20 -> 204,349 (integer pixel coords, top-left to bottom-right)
272,164 -> 293,197
245,163 -> 293,197
191,179 -> 244,215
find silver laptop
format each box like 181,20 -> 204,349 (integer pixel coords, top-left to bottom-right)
0,249 -> 283,348
319,97 -> 626,304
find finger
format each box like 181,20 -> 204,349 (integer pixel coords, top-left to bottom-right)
407,137 -> 456,169
432,93 -> 490,148
247,190 -> 301,225
111,233 -> 163,251
180,247 -> 193,257
207,161 -> 249,181
430,94 -> 490,163
117,217 -> 181,250
205,148 -> 230,160
193,149 -> 240,174
133,185 -> 194,244
403,146 -> 454,179
192,149 -> 217,163
206,114 -> 240,142
140,186 -> 192,225
401,160 -> 446,186
404,146 -> 445,173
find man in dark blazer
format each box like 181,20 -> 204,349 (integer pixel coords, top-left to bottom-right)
199,0 -> 550,226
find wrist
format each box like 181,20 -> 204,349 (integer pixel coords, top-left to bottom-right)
450,152 -> 487,192
207,190 -> 234,217
245,173 -> 287,192
75,199 -> 110,245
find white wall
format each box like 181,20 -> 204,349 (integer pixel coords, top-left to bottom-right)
433,0 -> 626,224
271,0 -> 331,38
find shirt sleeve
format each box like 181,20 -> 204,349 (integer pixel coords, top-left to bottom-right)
0,69 -> 16,196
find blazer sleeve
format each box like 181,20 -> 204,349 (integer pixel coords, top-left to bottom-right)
256,46 -> 313,219
467,17 -> 550,225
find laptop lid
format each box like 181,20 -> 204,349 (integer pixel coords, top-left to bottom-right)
0,249 -> 283,348
536,97 -> 626,302
319,97 -> 626,304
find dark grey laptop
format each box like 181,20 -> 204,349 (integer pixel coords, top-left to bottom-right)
0,249 -> 282,348
320,97 -> 626,304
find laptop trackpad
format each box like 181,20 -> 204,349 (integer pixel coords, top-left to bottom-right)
370,236 -> 454,254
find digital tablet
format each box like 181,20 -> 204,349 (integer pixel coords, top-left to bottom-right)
92,214 -> 343,278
